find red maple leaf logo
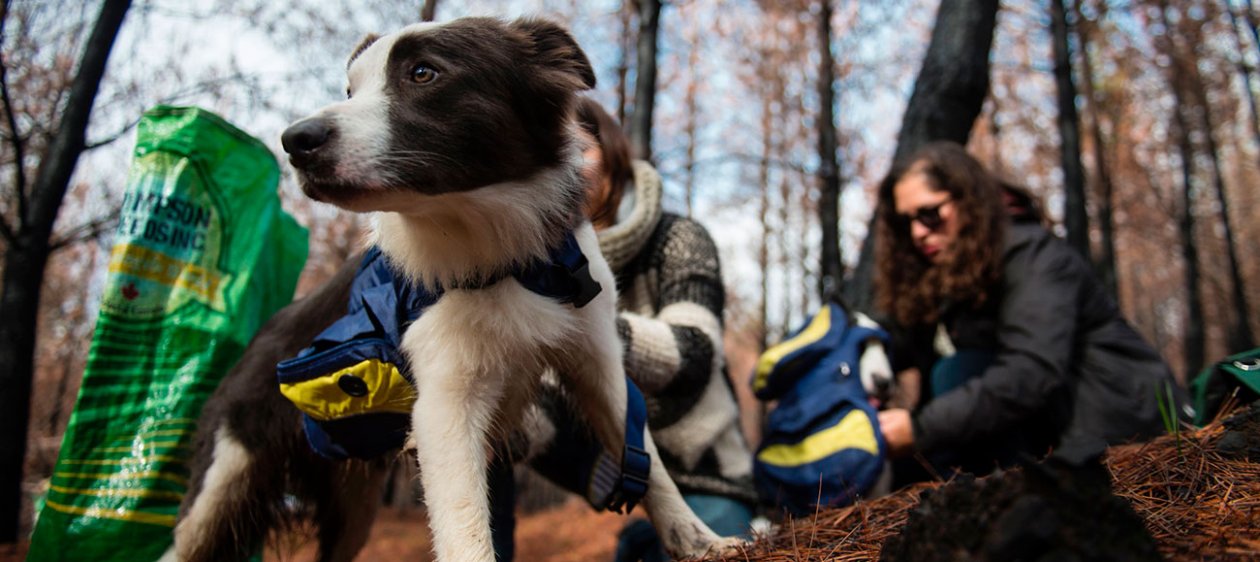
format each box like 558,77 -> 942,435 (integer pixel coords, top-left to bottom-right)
121,282 -> 139,301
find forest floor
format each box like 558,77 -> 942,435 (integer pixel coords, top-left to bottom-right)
3,405 -> 1256,562
266,403 -> 1260,562
263,498 -> 630,562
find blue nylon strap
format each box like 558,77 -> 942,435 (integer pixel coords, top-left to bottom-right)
605,376 -> 651,513
514,231 -> 602,308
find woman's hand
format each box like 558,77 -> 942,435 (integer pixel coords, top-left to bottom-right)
877,408 -> 916,458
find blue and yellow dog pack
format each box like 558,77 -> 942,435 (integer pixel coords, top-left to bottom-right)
751,302 -> 889,515
276,246 -> 438,459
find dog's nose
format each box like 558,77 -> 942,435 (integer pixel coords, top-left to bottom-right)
281,118 -> 332,157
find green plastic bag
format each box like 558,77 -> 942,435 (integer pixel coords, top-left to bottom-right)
27,106 -> 308,561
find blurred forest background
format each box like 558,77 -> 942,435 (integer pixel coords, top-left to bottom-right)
3,0 -> 1260,548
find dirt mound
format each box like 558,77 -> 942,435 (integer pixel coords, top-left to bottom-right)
881,460 -> 1158,561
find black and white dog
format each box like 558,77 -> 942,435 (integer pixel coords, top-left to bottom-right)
164,17 -> 737,562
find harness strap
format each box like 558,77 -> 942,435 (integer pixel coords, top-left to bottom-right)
443,231 -> 601,308
513,231 -> 602,308
593,377 -> 651,514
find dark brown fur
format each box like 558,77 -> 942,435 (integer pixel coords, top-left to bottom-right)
177,254 -> 390,561
377,18 -> 595,194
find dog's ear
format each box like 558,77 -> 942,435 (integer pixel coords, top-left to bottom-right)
347,33 -> 381,70
511,18 -> 597,91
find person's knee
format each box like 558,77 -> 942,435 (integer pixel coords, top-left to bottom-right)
614,518 -> 667,562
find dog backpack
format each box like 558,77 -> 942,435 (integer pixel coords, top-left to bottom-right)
276,234 -> 603,459
275,246 -> 438,459
751,302 -> 888,516
274,235 -> 652,510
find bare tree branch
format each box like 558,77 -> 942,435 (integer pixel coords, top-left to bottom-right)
1,48 -> 29,238
84,116 -> 140,151
49,209 -> 119,252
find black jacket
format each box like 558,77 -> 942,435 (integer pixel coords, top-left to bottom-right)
907,221 -> 1185,460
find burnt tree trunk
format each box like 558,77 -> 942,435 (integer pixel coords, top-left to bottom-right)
816,0 -> 843,302
1245,0 -> 1260,61
0,0 -> 131,542
844,0 -> 1001,312
1229,4 -> 1260,165
629,0 -> 661,160
758,88 -> 773,351
1074,0 -> 1118,296
616,2 -> 633,125
1051,0 -> 1091,262
1157,0 -> 1206,377
683,34 -> 700,218
1182,23 -> 1255,353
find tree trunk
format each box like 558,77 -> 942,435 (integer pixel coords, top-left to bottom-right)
779,172 -> 793,335
816,0 -> 843,302
1182,23 -> 1255,353
758,89 -> 773,351
683,34 -> 700,218
420,0 -> 438,22
629,0 -> 661,160
616,2 -> 633,125
1051,0 -> 1091,261
844,0 -> 1001,312
1157,0 -> 1206,378
0,0 -> 131,541
1229,4 -> 1260,163
1073,0 -> 1118,297
1245,0 -> 1260,61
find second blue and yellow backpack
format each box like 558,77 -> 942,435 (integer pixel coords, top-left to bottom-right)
751,302 -> 888,516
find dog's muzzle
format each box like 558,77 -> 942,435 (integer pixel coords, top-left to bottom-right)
281,117 -> 334,165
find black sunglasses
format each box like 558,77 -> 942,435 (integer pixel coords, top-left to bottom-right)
896,199 -> 951,231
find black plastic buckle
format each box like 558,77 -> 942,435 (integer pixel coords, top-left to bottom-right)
568,259 -> 602,308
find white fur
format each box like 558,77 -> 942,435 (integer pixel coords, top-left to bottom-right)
164,427 -> 251,562
855,311 -> 894,400
371,158 -> 588,289
394,221 -> 735,561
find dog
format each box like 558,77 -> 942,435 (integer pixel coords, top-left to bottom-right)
164,17 -> 738,562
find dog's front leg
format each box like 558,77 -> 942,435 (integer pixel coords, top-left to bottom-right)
566,325 -> 739,559
409,346 -> 503,562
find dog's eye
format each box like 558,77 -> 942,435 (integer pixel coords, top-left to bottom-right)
411,64 -> 438,84
345,88 -> 352,99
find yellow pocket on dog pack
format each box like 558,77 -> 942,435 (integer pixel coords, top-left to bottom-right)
280,346 -> 416,421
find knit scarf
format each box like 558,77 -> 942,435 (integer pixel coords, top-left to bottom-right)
596,160 -> 662,272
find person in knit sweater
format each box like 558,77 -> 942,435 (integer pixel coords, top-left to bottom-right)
502,98 -> 755,561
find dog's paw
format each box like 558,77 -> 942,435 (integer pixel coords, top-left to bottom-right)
690,536 -> 749,561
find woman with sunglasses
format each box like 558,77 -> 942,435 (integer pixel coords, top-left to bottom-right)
871,141 -> 1187,483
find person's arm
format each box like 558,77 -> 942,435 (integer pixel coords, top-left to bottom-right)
523,218 -> 725,505
912,234 -> 1084,452
616,217 -> 724,400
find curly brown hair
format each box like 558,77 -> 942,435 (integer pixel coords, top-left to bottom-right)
874,141 -> 1007,327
